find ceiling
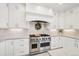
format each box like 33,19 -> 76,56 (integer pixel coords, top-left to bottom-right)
30,3 -> 79,12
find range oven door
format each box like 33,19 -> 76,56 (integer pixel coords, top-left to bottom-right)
40,42 -> 50,47
40,42 -> 50,52
30,43 -> 39,53
32,44 -> 37,49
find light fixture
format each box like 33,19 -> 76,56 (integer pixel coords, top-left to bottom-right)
9,28 -> 23,32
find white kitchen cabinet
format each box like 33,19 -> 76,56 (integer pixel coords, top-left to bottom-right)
5,40 -> 14,56
58,12 -> 73,29
0,41 -> 6,56
0,39 -> 29,56
26,4 -> 53,16
55,37 -> 62,48
13,39 -> 29,56
62,10 -> 79,29
58,13 -> 65,29
72,12 -> 79,29
68,8 -> 79,29
74,39 -> 79,48
61,37 -> 75,48
51,37 -> 55,49
0,4 -> 8,28
50,14 -> 58,29
51,36 -> 62,49
64,12 -> 72,29
9,4 -> 26,28
51,36 -> 75,49
51,13 -> 72,29
0,40 -> 14,56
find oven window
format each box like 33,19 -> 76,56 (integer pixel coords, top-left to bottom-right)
32,44 -> 37,49
40,42 -> 50,47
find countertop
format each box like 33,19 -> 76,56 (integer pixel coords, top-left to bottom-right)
50,31 -> 79,40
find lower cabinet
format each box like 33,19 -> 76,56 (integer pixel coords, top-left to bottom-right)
5,40 -> 14,56
74,39 -> 79,48
13,39 -> 29,56
51,37 -> 63,49
77,40 -> 79,48
60,37 -> 75,48
51,36 -> 77,49
0,41 -> 6,56
0,39 -> 29,56
1,37 -> 79,56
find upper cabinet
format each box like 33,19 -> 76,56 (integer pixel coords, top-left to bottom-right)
0,3 -> 27,29
64,11 -> 75,29
58,12 -> 74,29
0,3 -> 79,29
26,3 -> 54,25
26,3 -> 53,16
0,4 -> 8,28
58,9 -> 79,29
50,14 -> 58,29
60,7 -> 79,29
72,8 -> 79,29
58,13 -> 65,29
9,4 -> 27,29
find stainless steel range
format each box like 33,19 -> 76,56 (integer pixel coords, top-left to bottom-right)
29,34 -> 51,54
29,20 -> 50,54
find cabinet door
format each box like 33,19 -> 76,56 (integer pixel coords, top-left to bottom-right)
0,4 -> 8,28
50,15 -> 58,29
73,12 -> 79,29
59,14 -> 65,29
61,37 -> 75,48
16,4 -> 26,28
13,39 -> 29,56
51,37 -> 62,49
66,38 -> 74,48
9,4 -> 26,28
74,40 -> 79,48
51,37 -> 55,49
5,40 -> 14,56
64,12 -> 71,29
0,41 -> 6,56
55,37 -> 62,48
77,40 -> 79,48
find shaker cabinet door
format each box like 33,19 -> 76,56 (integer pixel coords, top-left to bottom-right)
61,37 -> 75,48
13,39 -> 29,56
5,40 -> 14,56
51,37 -> 62,49
9,4 -> 26,28
0,41 -> 6,56
0,4 -> 8,28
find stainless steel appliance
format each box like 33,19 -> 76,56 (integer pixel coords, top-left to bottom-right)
29,34 -> 51,54
29,20 -> 50,55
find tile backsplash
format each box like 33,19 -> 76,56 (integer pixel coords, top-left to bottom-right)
0,29 -> 29,41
